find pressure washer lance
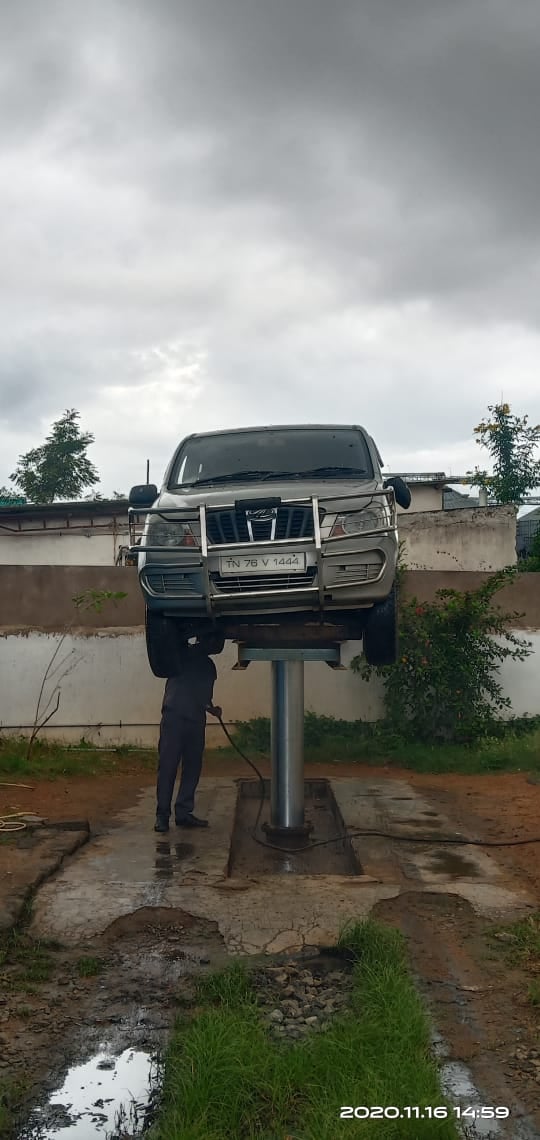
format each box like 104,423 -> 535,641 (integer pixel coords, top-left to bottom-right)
214,713 -> 540,854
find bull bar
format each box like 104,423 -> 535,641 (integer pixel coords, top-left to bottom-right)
128,488 -> 397,616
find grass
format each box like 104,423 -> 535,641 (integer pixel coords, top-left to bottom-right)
221,712 -> 540,776
0,734 -> 156,780
528,981 -> 540,1007
0,898 -> 62,995
0,927 -> 58,993
0,1076 -> 29,1137
148,919 -> 459,1140
76,955 -> 105,978
489,912 -> 540,970
488,912 -> 540,1006
1,713 -> 539,781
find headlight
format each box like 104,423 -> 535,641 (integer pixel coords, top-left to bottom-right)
330,508 -> 388,537
146,517 -> 198,547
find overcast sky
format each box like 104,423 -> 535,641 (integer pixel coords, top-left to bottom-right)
1,0 -> 540,497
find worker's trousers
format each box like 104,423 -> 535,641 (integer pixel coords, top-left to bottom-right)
156,710 -> 206,820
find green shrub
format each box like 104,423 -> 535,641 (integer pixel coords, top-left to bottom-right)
351,566 -> 533,745
519,525 -> 540,572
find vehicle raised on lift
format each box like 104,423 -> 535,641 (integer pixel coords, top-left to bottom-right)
128,424 -> 411,676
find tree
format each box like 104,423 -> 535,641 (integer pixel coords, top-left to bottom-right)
0,486 -> 26,505
468,402 -> 540,505
10,410 -> 100,503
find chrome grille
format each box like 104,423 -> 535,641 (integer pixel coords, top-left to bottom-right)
206,506 -> 315,545
211,567 -> 316,593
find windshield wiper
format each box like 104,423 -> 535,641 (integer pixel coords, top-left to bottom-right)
182,471 -> 275,488
263,465 -> 369,478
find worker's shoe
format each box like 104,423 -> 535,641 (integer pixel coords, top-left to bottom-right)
176,814 -> 208,828
154,814 -> 169,833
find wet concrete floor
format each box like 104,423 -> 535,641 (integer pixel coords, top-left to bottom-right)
28,777 -> 534,956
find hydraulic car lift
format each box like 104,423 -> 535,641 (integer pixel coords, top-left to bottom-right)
233,641 -> 345,837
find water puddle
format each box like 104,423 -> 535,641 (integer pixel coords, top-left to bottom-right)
427,849 -> 481,879
439,1060 -> 504,1137
18,1047 -> 160,1139
153,840 -> 195,879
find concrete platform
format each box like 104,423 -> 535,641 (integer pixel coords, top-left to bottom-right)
29,778 -> 534,954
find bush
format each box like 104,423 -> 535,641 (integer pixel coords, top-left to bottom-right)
231,712 -> 372,753
519,526 -> 540,572
351,566 -> 533,745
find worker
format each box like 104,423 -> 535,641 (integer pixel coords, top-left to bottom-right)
154,631 -> 224,833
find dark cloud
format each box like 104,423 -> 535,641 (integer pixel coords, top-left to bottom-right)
0,0 -> 539,492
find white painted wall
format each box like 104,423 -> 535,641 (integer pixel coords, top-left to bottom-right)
0,629 -> 537,749
397,485 -> 443,514
0,515 -> 130,565
398,506 -> 517,571
0,532 -> 123,566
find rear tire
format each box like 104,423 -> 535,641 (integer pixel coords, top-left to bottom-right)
363,586 -> 398,666
145,610 -> 188,677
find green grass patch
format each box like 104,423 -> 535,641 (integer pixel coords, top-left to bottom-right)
0,1075 -> 29,1137
489,912 -> 540,973
75,955 -> 105,978
216,713 -> 540,776
528,981 -> 540,1007
0,735 -> 156,780
0,927 -> 60,994
148,919 -> 458,1140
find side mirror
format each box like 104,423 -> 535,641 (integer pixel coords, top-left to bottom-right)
384,477 -> 411,510
129,484 -> 158,508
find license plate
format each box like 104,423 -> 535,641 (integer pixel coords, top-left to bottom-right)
219,553 -> 307,575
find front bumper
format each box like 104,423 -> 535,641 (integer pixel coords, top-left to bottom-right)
129,490 -> 398,619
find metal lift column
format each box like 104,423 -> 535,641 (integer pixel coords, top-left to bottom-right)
271,659 -> 305,832
235,645 -> 344,837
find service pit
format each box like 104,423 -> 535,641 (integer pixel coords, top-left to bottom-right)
229,778 -> 359,877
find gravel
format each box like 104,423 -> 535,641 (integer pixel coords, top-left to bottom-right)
254,958 -> 353,1041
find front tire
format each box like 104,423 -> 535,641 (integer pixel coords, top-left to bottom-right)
363,586 -> 398,666
145,610 -> 188,677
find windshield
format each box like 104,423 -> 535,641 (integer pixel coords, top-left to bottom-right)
168,428 -> 374,487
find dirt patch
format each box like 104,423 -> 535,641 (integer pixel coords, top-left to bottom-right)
374,891 -> 540,1134
0,766 -> 155,829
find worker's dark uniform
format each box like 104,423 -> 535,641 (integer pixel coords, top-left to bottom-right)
156,646 -> 217,822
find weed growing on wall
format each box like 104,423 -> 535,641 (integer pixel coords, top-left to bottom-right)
26,588 -> 127,761
351,567 -> 533,744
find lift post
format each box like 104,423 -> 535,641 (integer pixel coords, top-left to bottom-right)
235,644 -> 343,836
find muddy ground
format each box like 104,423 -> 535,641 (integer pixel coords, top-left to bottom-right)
2,757 -> 540,1135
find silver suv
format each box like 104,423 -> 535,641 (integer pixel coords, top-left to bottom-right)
128,424 -> 410,676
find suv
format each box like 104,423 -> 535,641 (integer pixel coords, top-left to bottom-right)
128,424 -> 410,676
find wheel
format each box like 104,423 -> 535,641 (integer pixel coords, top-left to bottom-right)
363,586 -> 398,666
145,609 -> 189,677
